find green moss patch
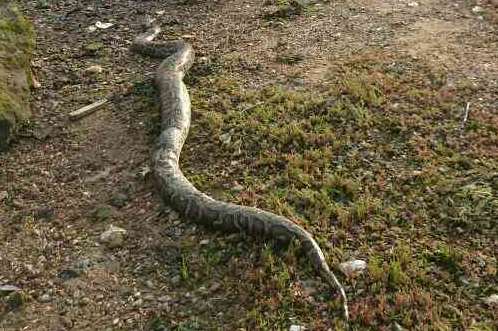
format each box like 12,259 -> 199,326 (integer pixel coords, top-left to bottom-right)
165,49 -> 498,329
0,0 -> 35,150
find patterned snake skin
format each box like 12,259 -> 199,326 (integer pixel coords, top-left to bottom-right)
132,25 -> 349,322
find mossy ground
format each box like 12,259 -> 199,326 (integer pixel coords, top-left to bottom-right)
0,1 -> 34,149
158,50 -> 498,329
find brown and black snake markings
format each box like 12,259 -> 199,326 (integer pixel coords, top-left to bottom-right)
132,25 -> 350,323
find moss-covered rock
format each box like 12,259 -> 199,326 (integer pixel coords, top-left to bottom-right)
0,0 -> 34,150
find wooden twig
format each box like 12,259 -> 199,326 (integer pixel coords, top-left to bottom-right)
460,102 -> 471,133
69,98 -> 109,120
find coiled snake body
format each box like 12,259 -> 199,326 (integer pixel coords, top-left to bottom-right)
132,26 -> 349,322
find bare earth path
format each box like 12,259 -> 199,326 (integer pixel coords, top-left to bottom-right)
1,1 -> 496,330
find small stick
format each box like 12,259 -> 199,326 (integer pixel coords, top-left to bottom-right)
460,102 -> 471,132
69,98 -> 109,120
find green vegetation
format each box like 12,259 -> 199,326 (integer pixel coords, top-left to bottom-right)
163,50 -> 498,329
0,1 -> 35,149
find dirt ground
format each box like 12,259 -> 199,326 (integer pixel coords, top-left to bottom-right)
1,0 -> 497,330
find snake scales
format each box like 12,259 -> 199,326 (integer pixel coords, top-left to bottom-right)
132,25 -> 349,322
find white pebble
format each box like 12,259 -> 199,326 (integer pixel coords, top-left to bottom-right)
99,225 -> 127,248
339,259 -> 367,277
484,294 -> 498,305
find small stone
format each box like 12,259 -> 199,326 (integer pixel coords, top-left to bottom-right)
199,239 -> 210,246
34,206 -> 55,221
145,280 -> 154,288
289,325 -> 305,331
219,132 -> 232,145
0,285 -> 21,296
158,295 -> 171,303
232,182 -> 244,192
458,276 -> 470,286
484,294 -> 498,305
132,298 -> 143,307
59,258 -> 92,280
171,275 -> 181,285
79,297 -> 91,306
392,322 -> 406,331
95,21 -> 114,29
300,280 -> 319,296
407,1 -> 419,7
339,259 -> 367,277
58,269 -> 80,280
472,6 -> 484,13
209,282 -> 222,292
75,258 -> 92,270
99,225 -> 127,248
85,65 -> 103,75
39,293 -> 51,303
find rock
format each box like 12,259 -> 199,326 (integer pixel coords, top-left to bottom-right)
199,239 -> 210,246
34,206 -> 55,221
209,282 -> 221,292
99,225 -> 127,248
472,6 -> 484,13
39,293 -> 51,303
407,2 -> 419,7
58,258 -> 91,280
58,269 -> 80,280
58,258 -> 92,280
110,193 -> 128,208
132,298 -> 143,307
0,285 -> 21,296
484,294 -> 498,305
300,280 -> 319,296
0,2 -> 35,150
392,322 -> 406,331
85,64 -> 103,75
94,21 -> 113,29
79,297 -> 91,306
171,275 -> 181,285
289,325 -> 305,331
232,182 -> 244,192
339,259 -> 367,277
219,132 -> 232,145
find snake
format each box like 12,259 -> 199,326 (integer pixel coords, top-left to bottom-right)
132,25 -> 349,323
